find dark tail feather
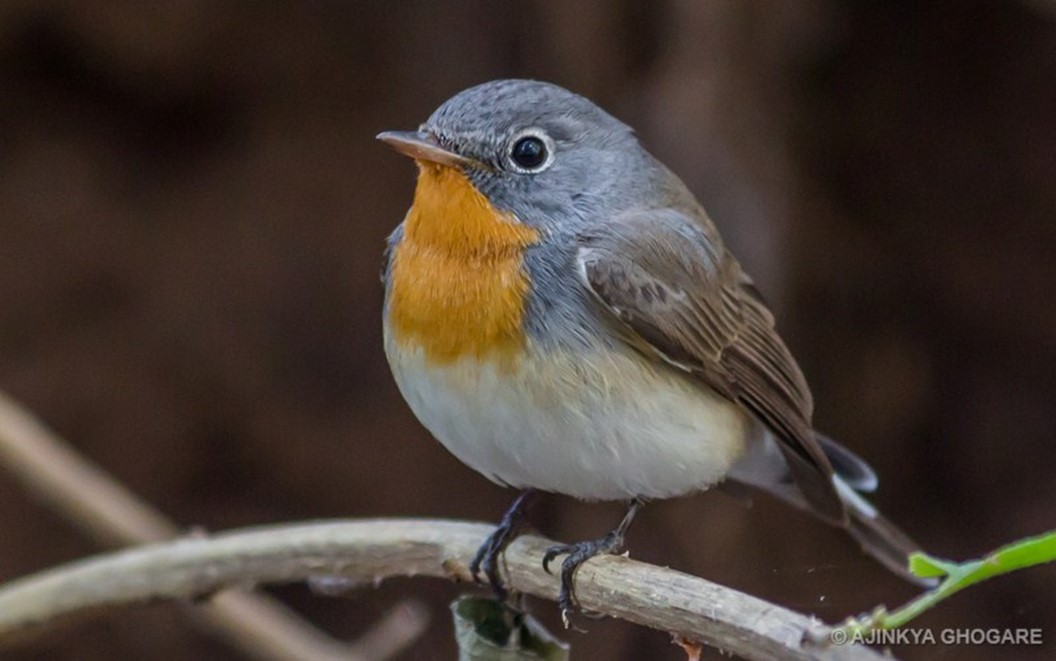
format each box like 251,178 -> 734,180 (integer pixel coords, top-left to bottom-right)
816,432 -> 877,492
834,477 -> 936,587
730,431 -> 935,587
818,434 -> 934,584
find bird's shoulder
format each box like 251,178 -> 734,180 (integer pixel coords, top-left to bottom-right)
573,207 -> 749,372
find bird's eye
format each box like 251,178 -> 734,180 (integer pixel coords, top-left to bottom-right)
511,137 -> 546,168
508,132 -> 552,172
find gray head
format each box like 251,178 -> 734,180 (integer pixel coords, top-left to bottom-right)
378,80 -> 682,230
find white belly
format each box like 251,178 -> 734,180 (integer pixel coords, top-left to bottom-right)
385,336 -> 752,501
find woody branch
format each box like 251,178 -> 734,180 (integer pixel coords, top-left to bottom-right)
0,518 -> 885,661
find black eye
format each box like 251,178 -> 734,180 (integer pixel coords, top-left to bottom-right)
510,136 -> 548,170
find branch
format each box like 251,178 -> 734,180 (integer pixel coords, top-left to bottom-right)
0,391 -> 428,660
0,519 -> 883,661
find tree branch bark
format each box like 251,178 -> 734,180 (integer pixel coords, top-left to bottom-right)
0,518 -> 883,661
0,391 -> 428,660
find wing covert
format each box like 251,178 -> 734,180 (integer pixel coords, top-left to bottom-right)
576,210 -> 845,522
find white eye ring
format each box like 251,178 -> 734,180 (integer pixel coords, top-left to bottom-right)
506,128 -> 556,173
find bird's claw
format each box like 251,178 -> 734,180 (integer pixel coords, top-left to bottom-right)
468,490 -> 537,602
543,531 -> 625,617
469,526 -> 511,600
541,543 -> 572,575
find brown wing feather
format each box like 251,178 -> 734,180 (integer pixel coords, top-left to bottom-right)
577,210 -> 846,523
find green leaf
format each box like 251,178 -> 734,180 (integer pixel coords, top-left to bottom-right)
451,595 -> 570,661
907,552 -> 955,579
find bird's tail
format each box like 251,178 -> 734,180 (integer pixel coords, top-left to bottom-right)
730,431 -> 934,587
831,472 -> 933,586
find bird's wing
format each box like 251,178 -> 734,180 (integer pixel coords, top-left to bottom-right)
576,209 -> 846,523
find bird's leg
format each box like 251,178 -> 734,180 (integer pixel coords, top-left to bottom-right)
542,498 -> 644,617
469,489 -> 537,601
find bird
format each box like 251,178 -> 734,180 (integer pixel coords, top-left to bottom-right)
377,79 -> 927,614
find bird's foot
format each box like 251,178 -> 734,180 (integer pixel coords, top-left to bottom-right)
542,529 -> 626,620
469,524 -> 516,600
468,490 -> 536,601
541,498 -> 643,624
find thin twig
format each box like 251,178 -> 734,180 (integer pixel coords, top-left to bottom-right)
0,519 -> 884,661
0,391 -> 428,660
346,600 -> 433,661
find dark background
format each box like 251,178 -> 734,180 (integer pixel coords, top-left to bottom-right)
2,2 -> 1054,659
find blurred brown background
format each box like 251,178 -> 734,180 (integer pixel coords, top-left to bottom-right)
1,1 -> 1054,659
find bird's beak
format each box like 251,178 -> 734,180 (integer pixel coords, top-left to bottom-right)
376,130 -> 478,169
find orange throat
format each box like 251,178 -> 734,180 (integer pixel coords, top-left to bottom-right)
387,162 -> 540,365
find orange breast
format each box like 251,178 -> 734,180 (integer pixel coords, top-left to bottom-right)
387,162 -> 541,365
